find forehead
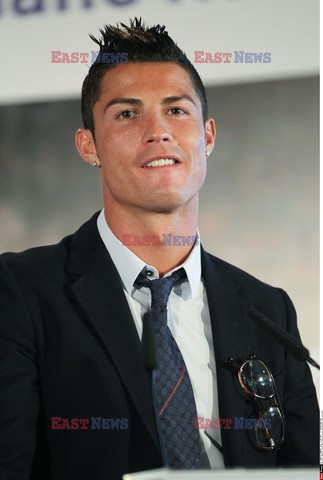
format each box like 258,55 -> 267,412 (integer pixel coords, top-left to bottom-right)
97,62 -> 199,102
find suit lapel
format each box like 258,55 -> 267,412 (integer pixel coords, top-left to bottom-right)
201,247 -> 253,466
66,213 -> 159,449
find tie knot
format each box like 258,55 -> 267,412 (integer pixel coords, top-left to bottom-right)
135,268 -> 186,310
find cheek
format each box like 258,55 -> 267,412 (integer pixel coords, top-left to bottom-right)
190,136 -> 207,161
110,123 -> 142,146
195,162 -> 207,193
95,136 -> 137,170
96,121 -> 140,150
186,122 -> 206,148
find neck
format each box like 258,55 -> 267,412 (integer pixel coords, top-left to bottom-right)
104,201 -> 199,276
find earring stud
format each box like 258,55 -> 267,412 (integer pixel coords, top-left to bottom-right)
91,161 -> 97,168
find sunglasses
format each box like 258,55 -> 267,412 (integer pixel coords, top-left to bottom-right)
227,354 -> 285,450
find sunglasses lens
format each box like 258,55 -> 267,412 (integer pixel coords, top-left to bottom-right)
240,360 -> 274,398
256,405 -> 285,449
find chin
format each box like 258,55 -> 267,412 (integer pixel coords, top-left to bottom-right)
145,195 -> 196,213
147,203 -> 181,214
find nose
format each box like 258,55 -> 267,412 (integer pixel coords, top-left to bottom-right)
142,112 -> 173,144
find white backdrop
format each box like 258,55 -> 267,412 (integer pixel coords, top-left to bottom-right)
0,0 -> 319,104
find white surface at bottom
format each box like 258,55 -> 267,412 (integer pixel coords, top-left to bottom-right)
123,467 -> 318,480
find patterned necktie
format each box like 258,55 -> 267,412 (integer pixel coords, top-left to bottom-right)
135,268 -> 203,469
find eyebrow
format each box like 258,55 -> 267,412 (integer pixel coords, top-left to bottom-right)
104,98 -> 142,113
161,95 -> 197,107
103,95 -> 197,113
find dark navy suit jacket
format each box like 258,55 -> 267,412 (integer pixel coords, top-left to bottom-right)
0,212 -> 319,479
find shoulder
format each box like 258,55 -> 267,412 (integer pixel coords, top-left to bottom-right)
201,248 -> 291,313
0,234 -> 73,282
203,249 -> 277,291
0,211 -> 101,288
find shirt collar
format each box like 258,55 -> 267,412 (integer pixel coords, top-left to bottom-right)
97,209 -> 201,298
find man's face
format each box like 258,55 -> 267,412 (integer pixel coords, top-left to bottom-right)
82,62 -> 215,214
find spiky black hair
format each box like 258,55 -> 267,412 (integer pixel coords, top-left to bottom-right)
81,17 -> 208,137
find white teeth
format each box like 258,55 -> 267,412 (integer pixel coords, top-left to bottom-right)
145,158 -> 176,167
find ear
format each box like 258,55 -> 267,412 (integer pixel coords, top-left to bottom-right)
204,118 -> 216,156
75,128 -> 101,167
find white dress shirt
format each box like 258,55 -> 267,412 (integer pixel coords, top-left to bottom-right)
97,209 -> 224,468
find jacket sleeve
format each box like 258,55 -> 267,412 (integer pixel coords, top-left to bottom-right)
0,258 -> 40,479
276,288 -> 319,466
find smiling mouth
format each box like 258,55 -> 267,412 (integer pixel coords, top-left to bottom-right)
143,158 -> 178,168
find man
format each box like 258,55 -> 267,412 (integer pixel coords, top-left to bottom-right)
0,18 -> 318,480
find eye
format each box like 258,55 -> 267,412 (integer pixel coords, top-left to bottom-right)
116,109 -> 136,119
167,107 -> 187,116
